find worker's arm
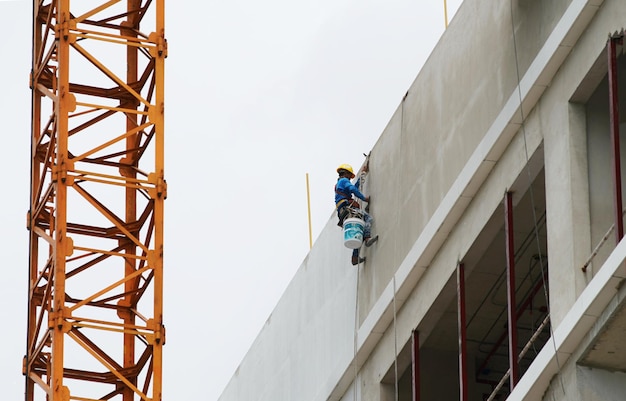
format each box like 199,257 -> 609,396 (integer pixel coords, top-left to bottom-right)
352,177 -> 370,202
338,177 -> 370,202
347,182 -> 367,202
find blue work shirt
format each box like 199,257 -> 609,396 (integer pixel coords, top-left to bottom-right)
335,177 -> 366,204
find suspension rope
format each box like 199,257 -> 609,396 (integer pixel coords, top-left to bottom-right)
352,152 -> 371,399
392,275 -> 399,401
390,93 -> 408,401
509,0 -> 565,397
353,269 -> 360,401
352,155 -> 370,264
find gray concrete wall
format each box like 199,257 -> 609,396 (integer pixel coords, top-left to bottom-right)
217,216 -> 361,400
361,0 -> 568,319
541,0 -> 626,326
218,0 -> 626,400
577,367 -> 626,401
360,0 -> 578,323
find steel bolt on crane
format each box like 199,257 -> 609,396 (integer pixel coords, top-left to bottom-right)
25,1 -> 166,400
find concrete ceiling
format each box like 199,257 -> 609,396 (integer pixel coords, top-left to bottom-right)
580,289 -> 626,371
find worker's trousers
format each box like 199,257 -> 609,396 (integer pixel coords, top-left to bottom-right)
361,210 -> 373,239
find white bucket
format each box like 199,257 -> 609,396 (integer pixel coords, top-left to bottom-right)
343,217 -> 365,249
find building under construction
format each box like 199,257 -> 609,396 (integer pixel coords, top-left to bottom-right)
218,0 -> 626,400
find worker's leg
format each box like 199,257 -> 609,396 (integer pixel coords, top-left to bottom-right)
362,211 -> 373,239
351,248 -> 365,265
362,211 -> 378,247
337,205 -> 348,227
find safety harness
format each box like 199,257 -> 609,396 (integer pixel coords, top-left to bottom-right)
335,185 -> 362,227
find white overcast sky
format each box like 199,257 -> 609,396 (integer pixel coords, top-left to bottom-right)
0,1 -> 462,400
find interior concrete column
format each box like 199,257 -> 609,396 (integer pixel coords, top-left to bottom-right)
543,101 -> 592,327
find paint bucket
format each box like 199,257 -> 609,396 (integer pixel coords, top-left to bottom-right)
343,217 -> 365,249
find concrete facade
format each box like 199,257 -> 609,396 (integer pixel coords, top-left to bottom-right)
219,0 -> 626,400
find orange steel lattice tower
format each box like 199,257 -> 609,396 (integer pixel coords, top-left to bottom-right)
25,1 -> 166,400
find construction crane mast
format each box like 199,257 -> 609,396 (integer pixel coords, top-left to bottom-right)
25,1 -> 166,400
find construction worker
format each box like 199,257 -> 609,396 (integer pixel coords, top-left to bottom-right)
335,163 -> 378,265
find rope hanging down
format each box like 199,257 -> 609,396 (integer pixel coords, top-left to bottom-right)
352,152 -> 371,400
508,0 -> 565,397
353,270 -> 360,401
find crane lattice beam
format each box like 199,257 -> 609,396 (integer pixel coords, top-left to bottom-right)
26,1 -> 166,400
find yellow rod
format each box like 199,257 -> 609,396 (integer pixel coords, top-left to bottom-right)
306,173 -> 313,249
444,0 -> 449,28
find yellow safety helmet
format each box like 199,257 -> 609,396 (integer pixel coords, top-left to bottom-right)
337,163 -> 355,176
